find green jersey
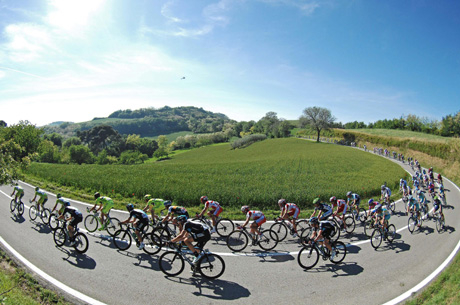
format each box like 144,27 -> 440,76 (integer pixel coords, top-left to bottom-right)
147,198 -> 164,211
35,190 -> 48,199
14,185 -> 24,195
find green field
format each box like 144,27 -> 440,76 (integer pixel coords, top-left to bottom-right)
347,129 -> 453,142
25,138 -> 406,212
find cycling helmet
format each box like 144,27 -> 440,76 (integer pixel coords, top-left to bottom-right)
417,189 -> 422,195
126,203 -> 134,211
57,193 -> 62,198
35,187 -> 39,191
368,199 -> 374,205
241,205 -> 250,213
278,199 -> 286,206
329,196 -> 336,203
309,217 -> 319,225
400,179 -> 403,183
434,195 -> 439,201
163,200 -> 172,207
313,198 -> 320,205
64,201 -> 70,207
176,215 -> 188,223
381,185 -> 385,190
144,194 -> 151,201
94,192 -> 100,199
200,196 -> 208,203
346,191 -> 352,197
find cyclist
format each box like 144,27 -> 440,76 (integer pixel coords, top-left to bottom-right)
373,205 -> 390,231
330,197 -> 348,230
57,202 -> 83,246
120,203 -> 149,250
51,193 -> 70,216
428,167 -> 434,182
31,187 -> 48,212
277,199 -> 300,237
439,183 -> 445,199
171,215 -> 211,264
380,185 -> 392,204
238,206 -> 266,238
311,198 -> 333,221
429,196 -> 445,226
400,179 -> 408,196
162,201 -> 189,224
346,191 -> 361,210
142,194 -> 166,224
417,189 -> 427,210
407,196 -> 421,226
367,199 -> 380,218
90,192 -> 114,231
437,173 -> 443,185
198,196 -> 223,234
10,183 -> 24,204
427,181 -> 435,197
308,217 -> 336,259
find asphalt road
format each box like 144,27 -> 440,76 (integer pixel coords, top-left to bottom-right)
0,154 -> 458,305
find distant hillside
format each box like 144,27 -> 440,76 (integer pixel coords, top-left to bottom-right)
44,106 -> 235,138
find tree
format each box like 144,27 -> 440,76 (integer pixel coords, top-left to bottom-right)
299,107 -> 336,142
1,121 -> 44,159
69,145 -> 94,164
38,140 -> 60,163
0,120 -> 7,127
154,135 -> 170,159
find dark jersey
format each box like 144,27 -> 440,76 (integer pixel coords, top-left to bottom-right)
315,203 -> 333,214
63,206 -> 82,217
130,209 -> 149,221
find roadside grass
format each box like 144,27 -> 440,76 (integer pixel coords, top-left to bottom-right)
0,249 -> 69,305
348,129 -> 452,142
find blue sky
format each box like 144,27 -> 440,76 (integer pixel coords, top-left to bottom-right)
1,0 -> 459,127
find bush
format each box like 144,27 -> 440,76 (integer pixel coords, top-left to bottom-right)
231,134 -> 267,149
119,150 -> 148,164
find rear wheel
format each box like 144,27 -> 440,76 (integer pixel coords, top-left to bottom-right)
106,217 -> 120,236
330,241 -> 347,263
300,227 -> 313,247
84,215 -> 99,233
142,232 -> 162,255
40,208 -> 51,225
344,216 -> 355,234
17,202 -> 24,216
198,253 -> 225,279
215,218 -> 234,237
159,251 -> 184,277
295,220 -> 310,235
152,227 -> 172,246
297,246 -> 319,269
226,230 -> 248,252
258,230 -> 278,251
436,217 -> 445,233
364,220 -> 374,237
269,223 -> 288,242
73,233 -> 89,254
29,205 -> 38,221
113,229 -> 132,251
386,224 -> 396,243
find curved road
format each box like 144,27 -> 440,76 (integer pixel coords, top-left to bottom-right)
0,152 -> 458,305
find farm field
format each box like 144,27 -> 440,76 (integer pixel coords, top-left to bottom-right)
24,138 -> 406,212
342,128 -> 455,142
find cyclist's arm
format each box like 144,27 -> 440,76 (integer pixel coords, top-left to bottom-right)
171,228 -> 187,242
120,216 -> 133,225
240,218 -> 250,228
198,206 -> 208,218
314,230 -> 323,242
142,204 -> 149,212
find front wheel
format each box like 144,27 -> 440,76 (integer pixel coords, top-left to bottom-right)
370,229 -> 383,249
10,199 -> 15,212
142,232 -> 162,255
53,228 -> 67,247
113,229 -> 132,251
73,233 -> 89,254
48,213 -> 61,231
330,241 -> 347,263
344,216 -> 355,234
106,218 -> 120,236
258,230 -> 278,251
84,215 -> 99,233
159,251 -> 185,277
297,246 -> 319,269
436,217 -> 445,233
198,253 -> 225,279
215,218 -> 234,237
29,205 -> 38,221
226,230 -> 248,252
408,216 -> 417,234
40,208 -> 51,225
269,223 -> 288,242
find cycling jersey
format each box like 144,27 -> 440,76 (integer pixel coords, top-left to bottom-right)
281,203 -> 300,219
246,210 -> 266,226
130,209 -> 149,231
168,206 -> 189,218
347,193 -> 360,205
315,203 -> 333,220
433,199 -> 443,212
13,186 -> 24,197
408,198 -> 419,210
400,180 -> 407,188
95,196 -> 114,214
381,187 -> 391,198
333,199 -> 347,214
147,198 -> 165,211
313,221 -> 335,239
56,197 -> 70,213
63,206 -> 83,227
34,190 -> 48,205
376,208 -> 391,221
184,220 -> 211,248
204,200 -> 223,216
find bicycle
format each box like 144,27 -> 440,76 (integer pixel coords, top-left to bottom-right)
192,214 -> 235,237
29,199 -> 51,225
433,212 -> 445,233
348,204 -> 362,222
297,238 -> 347,270
382,198 -> 396,214
48,211 -> 63,231
159,242 -> 225,279
226,226 -> 279,252
370,221 -> 396,249
53,221 -> 89,254
10,198 -> 25,217
84,208 -> 120,236
407,209 -> 422,234
151,221 -> 179,246
269,218 -> 309,241
330,214 -> 355,234
112,224 -> 162,255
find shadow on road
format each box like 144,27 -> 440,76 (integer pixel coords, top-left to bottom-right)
163,276 -> 251,301
56,247 -> 96,270
10,214 -> 26,223
30,223 -> 52,235
302,261 -> 364,277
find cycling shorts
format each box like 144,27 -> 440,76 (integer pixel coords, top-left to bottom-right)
320,227 -> 333,240
336,206 -> 347,215
69,214 -> 83,228
38,197 -> 48,206
102,201 -> 114,214
210,206 -> 223,217
193,229 -> 211,250
384,214 -> 391,221
254,216 -> 267,227
287,207 -> 300,219
319,210 -> 333,221
135,218 -> 149,232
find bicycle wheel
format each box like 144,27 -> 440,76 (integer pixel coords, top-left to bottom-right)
84,215 -> 99,233
152,227 -> 172,246
17,202 -> 24,216
198,253 -> 225,279
40,208 -> 51,225
300,227 -> 313,247
358,211 -> 367,224
259,230 -> 278,251
351,207 -> 360,221
142,232 -> 162,255
295,220 -> 310,235
113,229 -> 132,251
408,216 -> 417,234
48,213 -> 60,231
370,229 -> 383,249
269,223 -> 288,242
159,251 -> 185,277
387,200 -> 395,213
10,199 -> 15,212
330,241 -> 347,263
330,225 -> 340,243
215,218 -> 234,237
73,233 -> 89,254
53,228 -> 67,247
29,205 -> 38,221
364,220 -> 374,237
344,216 -> 355,234
435,217 -> 444,233
106,217 -> 120,236
297,246 -> 319,270
226,230 -> 248,252
386,224 -> 396,243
